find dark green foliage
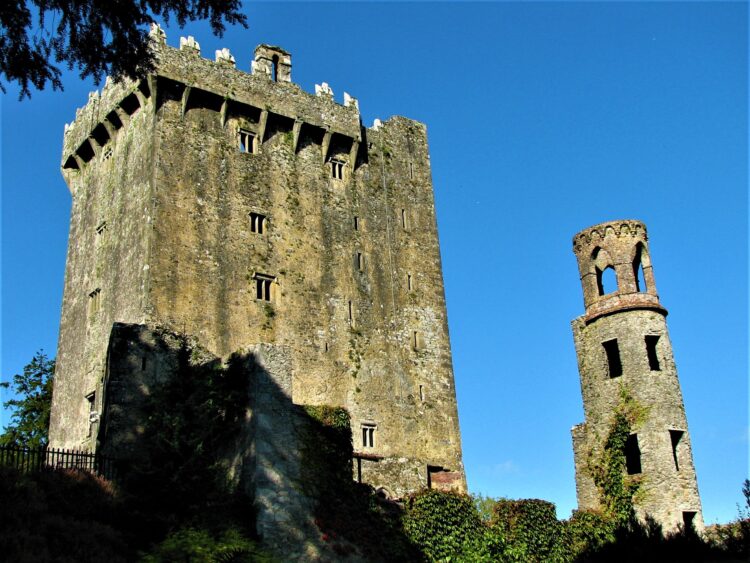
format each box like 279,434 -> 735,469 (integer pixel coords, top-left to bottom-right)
0,465 -> 130,563
587,387 -> 646,525
1,351 -> 55,447
491,498 -> 565,562
141,527 -> 275,563
402,489 -> 484,561
0,1 -> 247,98
561,509 -> 615,560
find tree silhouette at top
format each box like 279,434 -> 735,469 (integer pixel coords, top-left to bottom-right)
0,0 -> 247,98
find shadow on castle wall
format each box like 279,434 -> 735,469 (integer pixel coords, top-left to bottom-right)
98,322 -> 418,561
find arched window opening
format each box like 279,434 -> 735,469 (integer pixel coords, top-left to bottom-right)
272,55 -> 279,82
633,243 -> 647,292
596,266 -> 618,296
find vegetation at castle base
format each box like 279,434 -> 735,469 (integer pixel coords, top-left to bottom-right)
0,351 -> 55,447
0,345 -> 273,562
1,1 -> 248,98
396,389 -> 747,562
402,489 -> 485,561
399,489 -> 750,562
0,465 -> 129,563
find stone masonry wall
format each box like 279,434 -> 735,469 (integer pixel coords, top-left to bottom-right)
50,31 -> 465,497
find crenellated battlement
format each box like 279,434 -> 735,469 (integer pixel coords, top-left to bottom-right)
572,219 -> 647,253
61,25 -> 366,176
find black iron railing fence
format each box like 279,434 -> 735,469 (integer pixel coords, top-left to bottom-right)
0,444 -> 119,481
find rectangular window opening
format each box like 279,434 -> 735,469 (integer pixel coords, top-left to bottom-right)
353,216 -> 359,231
682,511 -> 697,529
330,159 -> 345,179
409,162 -> 414,179
89,288 -> 101,315
401,208 -> 408,229
86,392 -> 97,437
669,429 -> 684,471
249,212 -> 267,234
625,433 -> 642,475
348,300 -> 354,325
356,252 -> 364,271
407,274 -> 413,291
253,274 -> 274,301
603,339 -> 622,378
238,129 -> 256,153
141,356 -> 147,371
413,331 -> 422,351
645,335 -> 661,371
419,384 -> 424,402
361,424 -> 376,448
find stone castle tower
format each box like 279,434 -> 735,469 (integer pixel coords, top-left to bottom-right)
48,25 -> 465,505
570,220 -> 703,531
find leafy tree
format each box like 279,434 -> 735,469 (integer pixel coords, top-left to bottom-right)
0,1 -> 248,98
0,351 -> 55,447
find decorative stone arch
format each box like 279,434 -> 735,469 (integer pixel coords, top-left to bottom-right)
632,241 -> 651,292
592,247 -> 617,296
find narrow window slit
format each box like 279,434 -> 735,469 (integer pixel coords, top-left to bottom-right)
250,212 -> 266,234
670,430 -> 684,471
361,424 -> 376,448
239,129 -> 256,153
625,434 -> 642,474
682,511 -> 696,529
253,274 -> 274,301
88,288 -> 101,315
602,339 -> 622,378
645,335 -> 661,371
330,159 -> 344,179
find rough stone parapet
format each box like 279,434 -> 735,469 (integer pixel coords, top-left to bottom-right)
62,38 -> 362,173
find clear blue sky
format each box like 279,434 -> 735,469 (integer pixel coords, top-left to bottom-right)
1,2 -> 747,524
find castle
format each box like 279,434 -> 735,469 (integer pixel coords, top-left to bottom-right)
48,25 -> 465,551
570,220 -> 703,531
47,24 -> 703,550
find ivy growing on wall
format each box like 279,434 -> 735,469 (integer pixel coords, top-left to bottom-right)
588,385 -> 648,524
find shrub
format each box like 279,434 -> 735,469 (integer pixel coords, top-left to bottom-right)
491,498 -> 565,562
403,489 -> 484,562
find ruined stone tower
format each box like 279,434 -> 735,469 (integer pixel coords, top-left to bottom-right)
49,24 -> 465,510
570,220 -> 703,531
